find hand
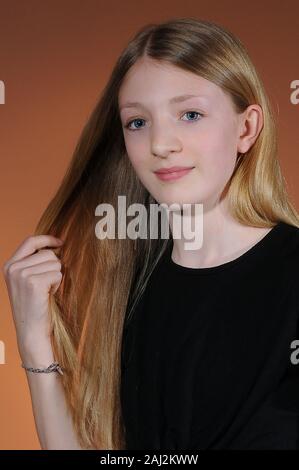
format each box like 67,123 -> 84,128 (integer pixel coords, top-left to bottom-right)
2,235 -> 64,355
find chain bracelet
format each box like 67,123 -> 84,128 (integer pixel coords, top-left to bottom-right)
21,361 -> 64,376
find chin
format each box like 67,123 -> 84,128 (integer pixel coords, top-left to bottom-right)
153,195 -> 203,210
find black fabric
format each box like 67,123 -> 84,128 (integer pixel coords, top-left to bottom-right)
120,221 -> 299,450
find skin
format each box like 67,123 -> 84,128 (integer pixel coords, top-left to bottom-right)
118,56 -> 272,268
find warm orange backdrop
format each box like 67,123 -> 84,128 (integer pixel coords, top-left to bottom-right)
0,0 -> 298,450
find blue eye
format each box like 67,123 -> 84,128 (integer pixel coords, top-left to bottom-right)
125,118 -> 146,131
182,111 -> 202,121
124,110 -> 203,131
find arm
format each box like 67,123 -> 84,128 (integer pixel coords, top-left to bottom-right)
2,235 -> 97,450
21,340 -> 85,450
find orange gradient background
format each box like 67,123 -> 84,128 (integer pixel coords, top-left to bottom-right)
0,0 -> 298,450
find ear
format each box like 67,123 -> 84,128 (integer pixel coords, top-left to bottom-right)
237,104 -> 264,154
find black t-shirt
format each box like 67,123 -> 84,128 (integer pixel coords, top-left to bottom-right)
121,221 -> 299,450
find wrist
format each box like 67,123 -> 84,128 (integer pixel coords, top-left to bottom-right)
21,362 -> 64,376
18,339 -> 55,368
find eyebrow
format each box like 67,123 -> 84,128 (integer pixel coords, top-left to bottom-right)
119,94 -> 208,111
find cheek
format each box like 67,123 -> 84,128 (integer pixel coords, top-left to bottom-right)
194,120 -> 237,182
124,135 -> 148,170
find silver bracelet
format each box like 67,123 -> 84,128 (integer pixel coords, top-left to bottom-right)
21,361 -> 64,376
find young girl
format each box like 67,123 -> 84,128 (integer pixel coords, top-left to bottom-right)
3,17 -> 299,450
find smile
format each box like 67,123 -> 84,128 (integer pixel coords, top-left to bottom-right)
154,167 -> 195,181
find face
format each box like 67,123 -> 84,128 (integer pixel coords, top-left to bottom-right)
118,57 -> 247,211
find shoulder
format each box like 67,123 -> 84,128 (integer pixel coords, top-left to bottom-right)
265,221 -> 299,286
276,221 -> 299,259
278,221 -> 299,300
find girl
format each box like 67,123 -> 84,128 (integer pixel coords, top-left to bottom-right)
3,17 -> 299,450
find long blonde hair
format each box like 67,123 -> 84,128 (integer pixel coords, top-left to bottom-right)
34,17 -> 299,449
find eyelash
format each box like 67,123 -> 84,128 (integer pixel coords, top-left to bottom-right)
124,110 -> 204,131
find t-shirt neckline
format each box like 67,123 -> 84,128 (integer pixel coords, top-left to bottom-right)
164,221 -> 284,276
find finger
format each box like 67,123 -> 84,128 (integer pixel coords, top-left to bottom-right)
8,249 -> 60,272
17,260 -> 62,279
5,235 -> 63,266
27,270 -> 63,293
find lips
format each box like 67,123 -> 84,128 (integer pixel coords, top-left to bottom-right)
154,166 -> 195,174
154,166 -> 195,182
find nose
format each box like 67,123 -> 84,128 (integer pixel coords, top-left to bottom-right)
150,123 -> 182,158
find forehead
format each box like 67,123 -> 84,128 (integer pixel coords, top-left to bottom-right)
118,58 -> 224,109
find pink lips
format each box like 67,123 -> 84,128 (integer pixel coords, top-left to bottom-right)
154,166 -> 195,181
